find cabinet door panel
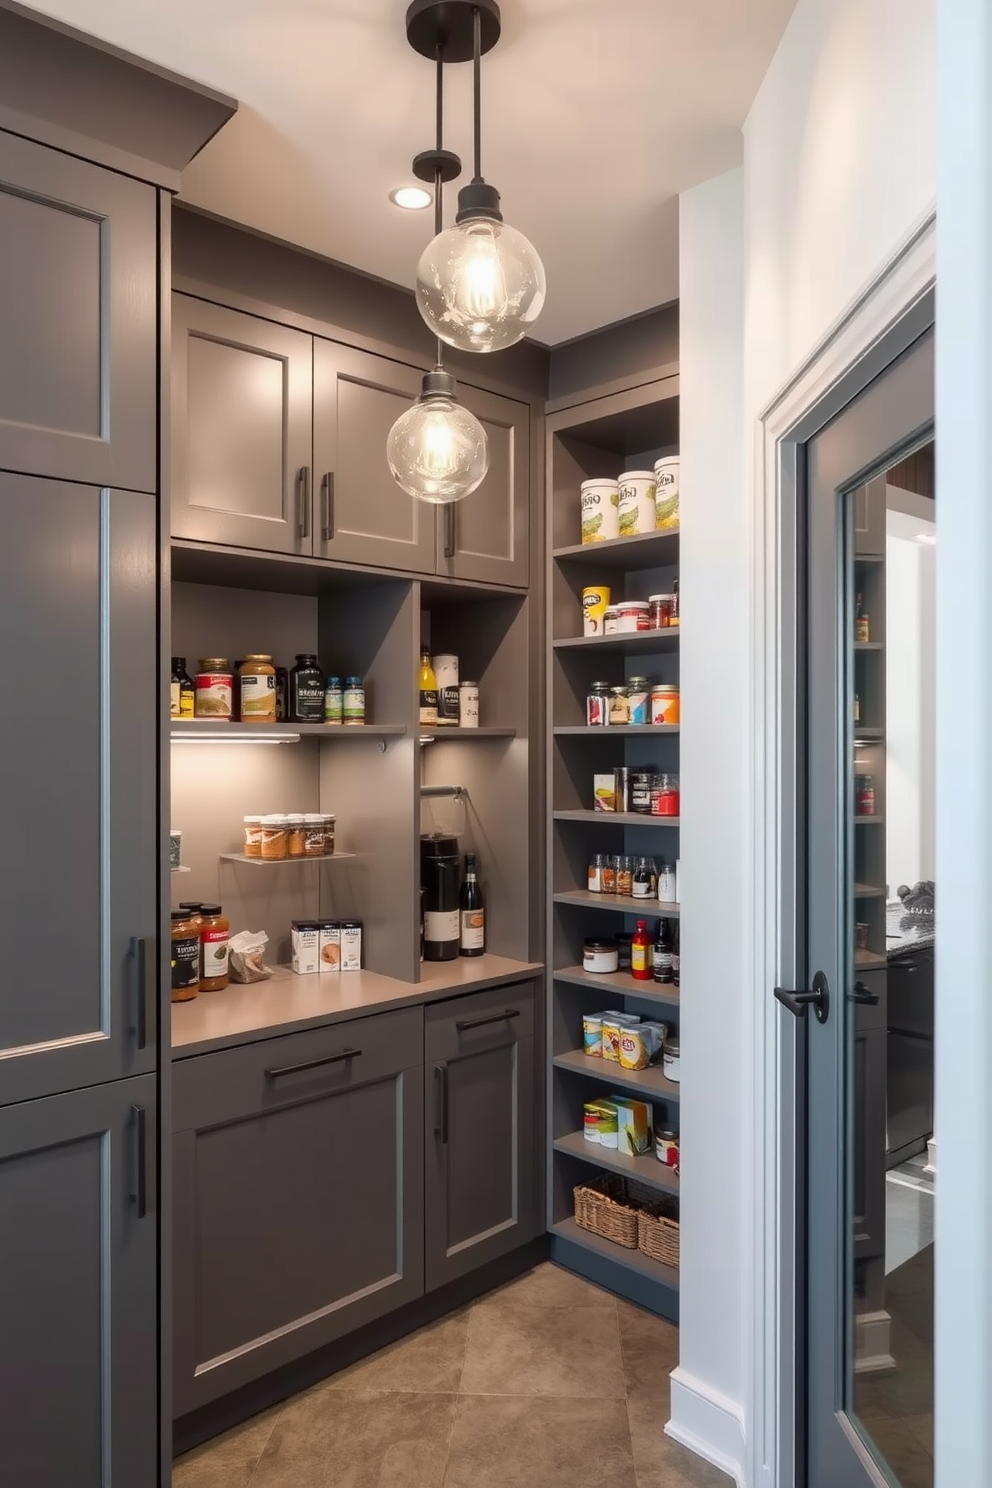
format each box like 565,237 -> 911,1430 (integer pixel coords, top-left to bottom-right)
437,385 -> 529,588
0,476 -> 157,1106
172,295 -> 313,553
0,1076 -> 158,1488
313,340 -> 436,573
0,130 -> 157,491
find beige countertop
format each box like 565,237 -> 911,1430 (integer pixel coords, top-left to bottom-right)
171,953 -> 544,1059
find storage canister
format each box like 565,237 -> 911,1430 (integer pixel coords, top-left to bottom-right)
651,773 -> 680,817
303,814 -> 325,857
583,938 -> 619,975
582,586 -> 610,637
655,1128 -> 680,1170
631,770 -> 654,814
587,681 -> 610,727
243,815 -> 263,858
602,606 -> 619,635
649,594 -> 674,629
343,677 -> 365,724
458,681 -> 479,728
618,471 -> 657,537
580,478 -> 620,544
260,814 -> 289,861
651,683 -> 680,726
653,456 -> 680,529
663,1037 -> 681,1082
616,600 -> 651,634
320,814 -> 336,855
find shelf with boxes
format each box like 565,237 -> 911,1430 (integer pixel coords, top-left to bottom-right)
545,373 -> 681,1317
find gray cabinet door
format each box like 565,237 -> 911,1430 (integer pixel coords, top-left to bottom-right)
0,130 -> 157,493
424,982 -> 539,1291
172,1007 -> 425,1414
0,1075 -> 158,1488
313,339 -> 437,573
436,384 -> 530,589
171,295 -> 314,554
0,475 -> 157,1108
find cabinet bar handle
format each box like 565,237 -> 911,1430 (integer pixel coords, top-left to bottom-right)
444,503 -> 455,558
321,471 -> 334,541
297,466 -> 311,539
455,1008 -> 521,1032
265,1048 -> 361,1079
131,936 -> 155,1051
434,1063 -> 449,1143
130,1105 -> 148,1219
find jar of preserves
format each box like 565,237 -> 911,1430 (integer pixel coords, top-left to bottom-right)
240,655 -> 276,722
194,659 -> 233,720
587,682 -> 610,727
343,676 -> 365,725
287,814 -> 306,857
260,814 -> 289,861
855,775 -> 876,816
655,1128 -> 680,1170
290,654 -> 325,722
243,815 -> 263,858
648,594 -> 674,629
198,904 -> 230,991
627,677 -> 650,726
615,854 -> 633,897
651,683 -> 680,726
170,909 -> 200,1002
616,600 -> 651,634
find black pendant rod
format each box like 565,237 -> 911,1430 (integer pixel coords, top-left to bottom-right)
434,42 -> 444,369
472,5 -> 482,181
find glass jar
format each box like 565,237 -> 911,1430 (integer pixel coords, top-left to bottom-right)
198,904 -> 230,992
343,676 -> 365,725
608,685 -> 630,725
632,856 -> 654,898
320,814 -> 336,856
649,594 -> 674,629
651,683 -> 681,726
303,813 -> 325,857
587,681 -> 610,727
588,852 -> 607,893
240,655 -> 277,723
583,938 -> 619,974
651,773 -> 680,817
616,600 -> 651,634
170,910 -> 200,1002
243,815 -> 263,858
602,606 -> 619,635
615,854 -> 633,897
260,814 -> 289,861
287,814 -> 306,858
178,902 -> 204,929
627,677 -> 650,726
601,856 -> 618,894
290,654 -> 325,722
855,775 -> 876,816
194,658 -> 233,720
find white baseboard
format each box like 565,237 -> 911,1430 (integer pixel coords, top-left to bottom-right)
854,1309 -> 895,1374
667,1367 -> 747,1486
924,1136 -> 937,1175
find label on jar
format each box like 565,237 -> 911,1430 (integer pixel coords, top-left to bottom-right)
459,686 -> 479,728
632,877 -> 652,898
292,681 -> 325,722
461,909 -> 485,951
628,690 -> 649,726
420,689 -> 438,725
343,686 -> 365,723
324,685 -> 343,723
194,673 -> 233,719
170,681 -> 181,718
171,932 -> 200,992
201,929 -> 229,979
588,864 -> 602,892
609,693 -> 630,725
424,909 -> 459,944
240,672 -> 276,720
440,685 -> 460,724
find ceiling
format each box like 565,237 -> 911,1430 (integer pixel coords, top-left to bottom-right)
31,0 -> 795,345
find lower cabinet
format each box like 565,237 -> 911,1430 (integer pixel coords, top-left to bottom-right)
172,1006 -> 425,1416
0,1075 -> 159,1488
424,981 -> 540,1291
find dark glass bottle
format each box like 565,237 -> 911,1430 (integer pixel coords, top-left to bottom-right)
653,919 -> 674,984
290,654 -> 325,722
170,657 -> 194,719
459,852 -> 485,957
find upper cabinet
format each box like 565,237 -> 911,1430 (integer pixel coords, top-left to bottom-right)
171,296 -> 314,554
0,132 -> 157,493
437,381 -> 530,590
313,339 -> 436,573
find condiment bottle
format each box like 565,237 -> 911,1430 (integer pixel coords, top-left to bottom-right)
419,649 -> 438,726
170,657 -> 195,719
459,852 -> 485,957
170,909 -> 200,1002
631,919 -> 652,981
653,919 -> 674,984
198,904 -> 230,991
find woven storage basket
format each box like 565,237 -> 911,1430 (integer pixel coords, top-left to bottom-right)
637,1206 -> 680,1267
573,1173 -> 639,1249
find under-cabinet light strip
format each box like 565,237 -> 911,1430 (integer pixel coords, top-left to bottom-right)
170,732 -> 301,745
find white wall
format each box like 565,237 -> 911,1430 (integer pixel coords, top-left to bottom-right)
673,2 -> 935,1483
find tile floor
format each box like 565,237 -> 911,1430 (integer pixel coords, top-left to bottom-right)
173,1262 -> 733,1488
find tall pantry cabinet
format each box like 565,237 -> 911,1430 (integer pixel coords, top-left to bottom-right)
0,10 -> 235,1487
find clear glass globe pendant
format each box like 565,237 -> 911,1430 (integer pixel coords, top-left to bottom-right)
416,182 -> 546,354
387,369 -> 488,504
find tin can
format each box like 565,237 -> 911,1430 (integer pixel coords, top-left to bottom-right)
580,479 -> 620,543
194,659 -> 233,720
582,586 -> 610,636
459,682 -> 479,728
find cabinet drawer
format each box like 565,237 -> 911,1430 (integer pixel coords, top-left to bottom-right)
425,981 -> 535,1063
174,1005 -> 424,1130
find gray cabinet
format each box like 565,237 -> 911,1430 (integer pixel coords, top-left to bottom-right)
436,383 -> 530,589
424,981 -> 539,1291
0,474 -> 158,1108
0,1075 -> 158,1488
171,294 -> 314,554
313,339 -> 437,573
172,1006 -> 425,1415
0,130 -> 157,494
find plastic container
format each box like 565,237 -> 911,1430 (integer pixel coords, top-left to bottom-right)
653,456 -> 680,529
198,904 -> 230,991
287,814 -> 306,858
320,814 -> 336,856
651,773 -> 680,817
616,601 -> 651,634
618,471 -> 657,537
243,815 -> 263,858
260,814 -> 289,861
651,683 -> 681,726
303,814 -> 325,857
649,594 -> 674,629
169,829 -> 182,869
583,938 -> 619,974
580,478 -> 620,544
343,677 -> 365,725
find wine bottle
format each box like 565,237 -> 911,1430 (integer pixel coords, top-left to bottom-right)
653,919 -> 674,984
459,853 -> 485,957
419,648 -> 438,726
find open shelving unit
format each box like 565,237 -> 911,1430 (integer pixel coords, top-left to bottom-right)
545,370 -> 681,1320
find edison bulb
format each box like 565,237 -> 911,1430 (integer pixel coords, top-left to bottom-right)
387,394 -> 489,504
416,217 -> 546,353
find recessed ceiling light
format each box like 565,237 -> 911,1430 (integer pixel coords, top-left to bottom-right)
390,186 -> 432,210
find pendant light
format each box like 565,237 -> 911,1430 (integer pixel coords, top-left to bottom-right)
407,0 -> 546,354
387,37 -> 489,505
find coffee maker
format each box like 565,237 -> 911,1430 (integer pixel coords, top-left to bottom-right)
420,834 -> 461,961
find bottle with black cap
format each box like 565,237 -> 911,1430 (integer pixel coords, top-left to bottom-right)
459,852 -> 485,957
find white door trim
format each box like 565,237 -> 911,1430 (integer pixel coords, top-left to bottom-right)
747,205 -> 936,1488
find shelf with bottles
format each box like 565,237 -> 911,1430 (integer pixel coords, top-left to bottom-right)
553,888 -> 681,915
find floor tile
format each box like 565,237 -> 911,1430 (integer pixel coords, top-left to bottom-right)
472,1260 -> 617,1312
860,1413 -> 933,1488
460,1302 -> 626,1398
319,1309 -> 470,1396
618,1297 -> 680,1398
250,1389 -> 457,1488
172,1409 -> 277,1488
443,1394 -> 636,1488
905,1412 -> 934,1455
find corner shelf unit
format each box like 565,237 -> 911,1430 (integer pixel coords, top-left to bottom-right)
545,371 -> 681,1320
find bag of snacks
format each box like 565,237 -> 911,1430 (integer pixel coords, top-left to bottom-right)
229,929 -> 272,983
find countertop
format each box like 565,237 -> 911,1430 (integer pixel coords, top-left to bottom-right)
171,953 -> 544,1059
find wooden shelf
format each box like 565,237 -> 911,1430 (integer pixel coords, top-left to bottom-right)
553,724 -> 680,737
553,1131 -> 680,1196
171,721 -> 407,741
554,811 -> 680,827
855,950 -> 887,969
550,1217 -> 679,1293
552,529 -> 679,570
219,853 -> 356,866
553,1048 -> 680,1101
553,965 -> 680,1007
552,631 -> 679,656
553,890 -> 680,917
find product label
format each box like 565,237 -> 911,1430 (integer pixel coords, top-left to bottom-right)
170,681 -> 181,718
587,694 -> 608,726
201,929 -> 230,979
461,909 -> 485,951
319,925 -> 341,970
618,479 -> 656,537
194,674 -> 233,719
425,909 -> 459,944
420,689 -> 438,725
340,924 -> 362,971
580,485 -> 619,543
433,656 -> 459,690
631,943 -> 649,973
291,925 -> 319,975
343,686 -> 364,722
292,681 -> 325,722
458,688 -> 479,727
632,880 -> 651,898
324,686 -> 343,723
440,685 -> 460,723
241,672 -> 276,719
171,933 -> 200,991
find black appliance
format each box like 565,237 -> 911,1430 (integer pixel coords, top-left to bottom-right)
421,834 -> 461,961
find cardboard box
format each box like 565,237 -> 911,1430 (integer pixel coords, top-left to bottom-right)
610,1095 -> 653,1155
291,922 -> 319,975
593,774 -> 616,811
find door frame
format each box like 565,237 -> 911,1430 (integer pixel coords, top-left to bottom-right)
747,208 -> 936,1488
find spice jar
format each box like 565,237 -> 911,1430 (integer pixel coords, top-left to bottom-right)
587,682 -> 610,726
609,685 -> 630,726
303,814 -> 325,857
632,856 -> 654,898
287,814 -> 306,858
198,904 -> 231,991
601,856 -> 618,894
651,773 -> 680,816
649,594 -> 674,629
588,852 -> 607,892
260,814 -> 289,861
243,815 -> 263,858
615,854 -> 633,897
194,658 -> 233,720
170,909 -> 200,1002
240,655 -> 277,722
651,683 -> 680,726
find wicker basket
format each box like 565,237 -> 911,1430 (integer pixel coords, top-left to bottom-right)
637,1206 -> 680,1267
573,1174 -> 639,1249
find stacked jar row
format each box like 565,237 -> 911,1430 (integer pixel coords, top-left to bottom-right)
243,814 -> 337,860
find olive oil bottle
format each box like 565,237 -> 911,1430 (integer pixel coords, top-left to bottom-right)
418,648 -> 438,727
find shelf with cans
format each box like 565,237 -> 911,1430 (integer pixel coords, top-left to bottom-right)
852,540 -> 887,974
546,371 -> 681,1315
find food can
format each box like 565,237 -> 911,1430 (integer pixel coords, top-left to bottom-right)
582,586 -> 610,636
459,682 -> 480,728
631,770 -> 653,814
653,457 -> 680,529
583,1102 -> 604,1142
582,1014 -> 604,1056
651,683 -> 680,726
603,606 -> 619,635
618,471 -> 657,537
433,654 -> 460,725
616,601 -> 651,634
580,479 -> 620,544
587,682 -> 610,726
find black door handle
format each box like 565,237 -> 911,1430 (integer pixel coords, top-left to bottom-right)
129,1104 -> 148,1219
297,466 -> 311,540
321,471 -> 334,541
131,936 -> 155,1051
774,970 -> 830,1024
444,503 -> 456,558
849,980 -> 880,1006
434,1063 -> 449,1143
265,1048 -> 360,1079
455,1008 -> 521,1032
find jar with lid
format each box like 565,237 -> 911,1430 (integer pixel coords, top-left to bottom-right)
588,852 -> 608,892
587,682 -> 610,727
198,904 -> 230,991
631,769 -> 654,814
290,655 -> 325,722
260,814 -> 289,861
657,860 -> 677,904
320,814 -> 336,855
343,677 -> 365,725
655,1128 -> 680,1169
651,773 -> 680,816
603,606 -> 619,635
651,682 -> 680,726
303,814 -> 325,857
583,937 -> 619,974
632,856 -> 654,898
458,681 -> 480,728
243,815 -> 263,858
608,685 -> 630,726
615,854 -> 633,897
648,594 -> 673,629
171,657 -> 195,719
627,677 -> 650,726
662,1038 -> 681,1083
324,676 -> 343,725
616,600 -> 651,634
287,814 -> 306,857
171,910 -> 200,1002
178,902 -> 204,928
240,655 -> 277,722
601,856 -> 618,894
194,659 -> 233,720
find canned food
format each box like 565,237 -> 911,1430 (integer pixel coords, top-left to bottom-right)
580,479 -> 620,543
194,659 -> 233,720
649,593 -> 674,629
